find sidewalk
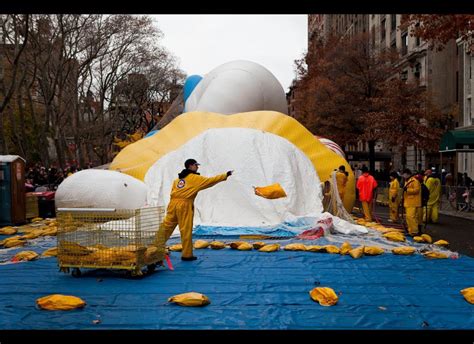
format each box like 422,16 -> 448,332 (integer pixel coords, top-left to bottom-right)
439,209 -> 474,221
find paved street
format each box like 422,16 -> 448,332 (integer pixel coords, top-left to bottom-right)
369,204 -> 474,257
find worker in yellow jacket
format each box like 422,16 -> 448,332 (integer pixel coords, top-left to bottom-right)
154,159 -> 232,261
335,165 -> 348,203
402,168 -> 422,236
388,171 -> 400,223
424,169 -> 441,223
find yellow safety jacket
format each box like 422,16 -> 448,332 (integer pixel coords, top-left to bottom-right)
336,171 -> 348,196
170,172 -> 228,201
403,176 -> 421,208
389,178 -> 400,201
424,176 -> 441,206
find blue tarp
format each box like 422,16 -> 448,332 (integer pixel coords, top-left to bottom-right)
1,235 -> 474,329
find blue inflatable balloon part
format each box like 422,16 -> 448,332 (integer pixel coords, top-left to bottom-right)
145,130 -> 158,138
183,75 -> 203,103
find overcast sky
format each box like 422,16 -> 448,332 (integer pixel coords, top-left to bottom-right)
152,15 -> 308,92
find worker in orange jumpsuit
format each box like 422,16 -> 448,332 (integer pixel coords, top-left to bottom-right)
154,159 -> 232,261
335,165 -> 348,203
356,166 -> 378,222
402,168 -> 422,236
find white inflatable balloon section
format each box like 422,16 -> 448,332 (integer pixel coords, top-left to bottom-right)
145,128 -> 323,227
55,169 -> 147,209
185,60 -> 288,115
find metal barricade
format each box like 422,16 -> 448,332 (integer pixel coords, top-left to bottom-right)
440,186 -> 474,212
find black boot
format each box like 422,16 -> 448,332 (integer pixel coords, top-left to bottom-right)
181,256 -> 197,261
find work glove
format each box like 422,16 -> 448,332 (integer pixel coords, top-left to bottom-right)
227,171 -> 233,177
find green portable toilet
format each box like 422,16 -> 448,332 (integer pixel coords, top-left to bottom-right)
0,155 -> 26,226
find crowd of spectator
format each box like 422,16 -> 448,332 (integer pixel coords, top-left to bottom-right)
25,162 -> 94,192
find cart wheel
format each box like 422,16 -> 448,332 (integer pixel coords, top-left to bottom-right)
147,264 -> 156,273
71,268 -> 81,278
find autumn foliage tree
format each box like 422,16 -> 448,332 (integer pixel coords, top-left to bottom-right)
293,31 -> 446,170
401,14 -> 474,52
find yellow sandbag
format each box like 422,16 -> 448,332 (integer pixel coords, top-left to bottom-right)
434,240 -> 449,247
340,242 -> 352,255
31,217 -> 43,223
237,242 -> 253,251
309,287 -> 338,306
356,219 -> 366,225
421,234 -> 432,244
324,245 -> 340,254
461,287 -> 474,304
423,251 -> 448,259
252,242 -> 266,249
306,245 -> 326,252
386,227 -> 405,233
413,236 -> 425,243
349,246 -> 364,259
2,236 -> 26,248
258,244 -> 280,252
37,294 -> 86,311
42,247 -> 58,257
210,241 -> 226,250
194,240 -> 210,249
144,246 -> 160,262
229,241 -> 246,249
168,292 -> 210,307
13,251 -> 39,261
60,241 -> 92,256
284,243 -> 307,251
20,230 -> 43,240
383,232 -> 406,242
392,247 -> 416,255
169,244 -> 182,252
40,227 -> 58,236
254,183 -> 287,199
0,226 -> 17,235
363,246 -> 384,256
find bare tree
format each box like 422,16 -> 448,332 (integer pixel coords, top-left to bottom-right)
0,14 -> 29,154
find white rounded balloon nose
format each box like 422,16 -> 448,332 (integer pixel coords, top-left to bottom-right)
185,60 -> 288,115
55,169 -> 148,209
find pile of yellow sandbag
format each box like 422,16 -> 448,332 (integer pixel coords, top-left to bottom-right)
57,242 -> 163,267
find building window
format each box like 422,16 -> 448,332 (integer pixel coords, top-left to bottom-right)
381,19 -> 386,42
467,98 -> 471,125
401,32 -> 408,55
371,26 -> 375,46
391,39 -> 396,50
470,58 -> 472,80
456,71 -> 459,102
414,63 -> 421,79
415,23 -> 421,46
401,70 -> 408,81
391,14 -> 397,32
